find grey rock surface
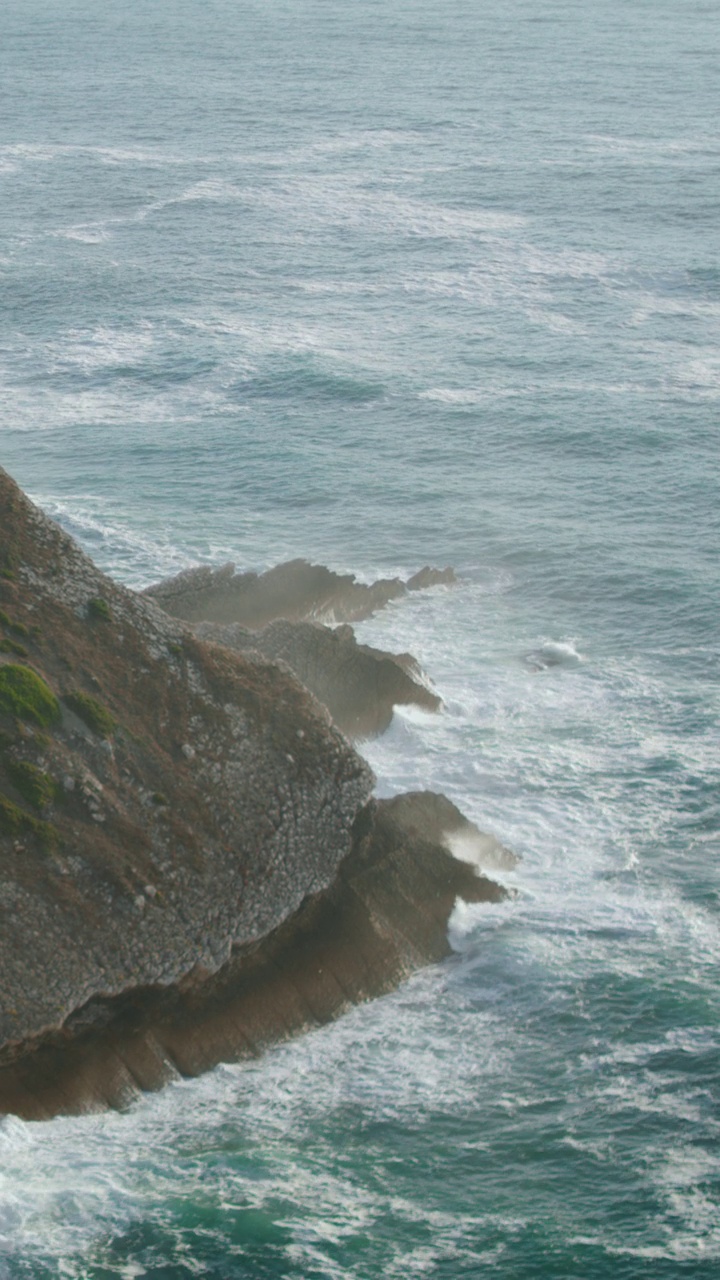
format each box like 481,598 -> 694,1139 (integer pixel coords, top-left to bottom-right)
144,558 -> 456,627
193,618 -> 441,738
0,468 -> 372,1062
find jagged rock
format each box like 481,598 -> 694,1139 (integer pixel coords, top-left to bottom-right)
0,469 -> 507,1119
406,566 -> 456,592
0,469 -> 371,1069
0,795 -> 506,1119
381,791 -> 519,871
193,618 -> 441,738
144,558 -> 457,628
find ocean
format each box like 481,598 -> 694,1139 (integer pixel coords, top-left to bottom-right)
1,0 -> 719,1275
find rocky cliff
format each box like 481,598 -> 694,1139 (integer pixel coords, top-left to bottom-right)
0,469 -> 510,1119
145,560 -> 453,738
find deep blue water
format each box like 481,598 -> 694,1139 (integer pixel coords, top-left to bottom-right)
1,2 -> 719,1276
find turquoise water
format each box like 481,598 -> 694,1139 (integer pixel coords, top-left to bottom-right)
1,1 -> 719,1275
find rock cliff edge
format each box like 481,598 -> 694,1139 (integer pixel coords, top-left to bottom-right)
0,469 -> 509,1119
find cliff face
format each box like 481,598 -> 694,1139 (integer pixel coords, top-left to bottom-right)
0,469 -> 508,1119
146,560 -> 453,739
0,470 -> 370,1051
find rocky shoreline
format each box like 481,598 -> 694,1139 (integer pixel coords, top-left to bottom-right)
0,468 -> 514,1119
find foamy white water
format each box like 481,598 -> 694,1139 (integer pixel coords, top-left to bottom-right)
2,0 -> 719,1275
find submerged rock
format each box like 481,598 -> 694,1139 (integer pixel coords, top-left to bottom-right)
0,468 -> 508,1119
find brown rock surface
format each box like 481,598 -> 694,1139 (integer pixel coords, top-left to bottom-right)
381,791 -> 519,871
0,797 -> 506,1120
193,618 -> 441,738
0,468 -> 508,1119
144,558 -> 456,627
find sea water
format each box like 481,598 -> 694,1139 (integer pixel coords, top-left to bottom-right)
1,1 -> 719,1275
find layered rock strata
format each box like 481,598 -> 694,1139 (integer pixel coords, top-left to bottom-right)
0,469 -> 508,1119
0,797 -> 504,1120
144,558 -> 456,628
193,618 -> 441,738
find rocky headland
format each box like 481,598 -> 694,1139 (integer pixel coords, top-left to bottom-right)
145,559 -> 453,738
143,557 -> 457,628
0,468 -> 514,1120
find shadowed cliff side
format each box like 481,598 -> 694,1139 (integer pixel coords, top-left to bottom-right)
0,797 -> 506,1120
144,559 -> 456,627
193,618 -> 442,738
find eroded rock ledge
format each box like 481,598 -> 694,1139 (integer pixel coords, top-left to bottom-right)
144,559 -> 457,628
147,558 -> 456,738
0,469 -> 510,1119
0,797 -> 505,1120
193,618 -> 441,739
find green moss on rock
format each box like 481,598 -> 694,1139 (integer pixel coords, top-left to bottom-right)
64,691 -> 116,737
0,638 -> 28,658
6,760 -> 59,810
0,609 -> 27,637
0,793 -> 58,848
0,793 -> 23,834
0,665 -> 60,728
87,597 -> 111,621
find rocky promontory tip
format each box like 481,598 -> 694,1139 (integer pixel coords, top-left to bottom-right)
144,558 -> 457,628
0,468 -> 509,1119
145,559 -> 455,737
0,797 -> 505,1120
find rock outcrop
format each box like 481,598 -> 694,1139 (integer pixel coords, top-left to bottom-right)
0,469 -> 508,1119
380,791 -> 519,872
145,560 -> 454,738
193,618 -> 441,738
0,798 -> 504,1120
144,558 -> 456,627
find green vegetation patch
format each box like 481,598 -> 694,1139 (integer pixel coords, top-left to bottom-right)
0,638 -> 28,658
64,691 -> 117,737
0,609 -> 29,637
0,793 -> 58,848
6,759 -> 59,810
0,665 -> 60,728
87,597 -> 111,621
0,793 -> 25,835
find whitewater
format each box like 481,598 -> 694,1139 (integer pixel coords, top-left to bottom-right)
1,1 -> 719,1275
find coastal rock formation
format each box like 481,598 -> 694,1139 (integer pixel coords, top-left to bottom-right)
0,471 -> 368,1068
193,618 -> 441,738
380,791 -> 519,872
0,797 -> 504,1120
0,468 -> 508,1119
144,558 -> 456,628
